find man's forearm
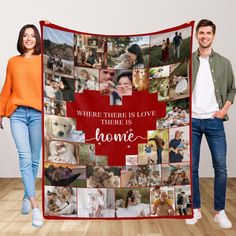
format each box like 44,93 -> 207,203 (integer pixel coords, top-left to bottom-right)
222,101 -> 232,113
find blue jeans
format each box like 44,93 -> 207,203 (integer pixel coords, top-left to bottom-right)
192,118 -> 227,211
157,148 -> 163,164
10,106 -> 42,198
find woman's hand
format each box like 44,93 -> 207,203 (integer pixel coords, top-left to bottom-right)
0,116 -> 3,129
45,20 -> 51,25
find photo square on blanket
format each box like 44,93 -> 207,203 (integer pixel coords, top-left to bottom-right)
41,20 -> 194,220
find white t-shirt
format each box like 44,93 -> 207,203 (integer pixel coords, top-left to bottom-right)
192,56 -> 219,119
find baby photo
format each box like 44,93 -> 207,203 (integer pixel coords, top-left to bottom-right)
44,98 -> 53,114
74,34 -> 107,68
149,65 -> 170,79
44,186 -> 77,217
77,188 -> 115,218
74,67 -> 99,93
44,115 -> 85,142
150,186 -> 175,217
86,165 -> 121,188
43,27 -> 74,77
44,98 -> 66,117
169,61 -> 189,101
175,185 -> 192,216
162,163 -> 190,186
44,162 -> 86,188
45,139 -> 80,164
115,188 -> 150,218
132,69 -> 149,91
107,36 -> 150,69
156,98 -> 189,129
169,126 -> 190,163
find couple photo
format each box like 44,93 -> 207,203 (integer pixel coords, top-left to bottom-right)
45,186 -> 77,217
150,28 -> 191,67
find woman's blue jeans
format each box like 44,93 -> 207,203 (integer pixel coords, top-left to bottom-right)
192,118 -> 227,211
10,106 -> 42,198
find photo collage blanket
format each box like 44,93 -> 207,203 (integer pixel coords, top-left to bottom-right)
41,21 -> 194,219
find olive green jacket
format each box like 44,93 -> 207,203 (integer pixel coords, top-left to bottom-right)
192,49 -> 236,120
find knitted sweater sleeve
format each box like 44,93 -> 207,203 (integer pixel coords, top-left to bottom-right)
0,60 -> 12,117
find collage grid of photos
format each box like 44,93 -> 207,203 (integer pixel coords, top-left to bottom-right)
43,24 -> 193,219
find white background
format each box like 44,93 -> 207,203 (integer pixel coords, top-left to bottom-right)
0,0 -> 236,177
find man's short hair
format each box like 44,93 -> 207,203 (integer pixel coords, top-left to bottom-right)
196,19 -> 216,34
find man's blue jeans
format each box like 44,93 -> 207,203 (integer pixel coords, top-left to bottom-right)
157,148 -> 162,164
192,118 -> 227,211
10,106 -> 42,198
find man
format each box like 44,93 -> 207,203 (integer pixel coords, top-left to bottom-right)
185,19 -> 235,229
182,191 -> 189,215
152,191 -> 174,216
169,130 -> 184,163
173,32 -> 182,59
148,135 -> 165,164
99,69 -> 115,95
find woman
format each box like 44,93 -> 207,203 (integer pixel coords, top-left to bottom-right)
125,190 -> 135,208
116,70 -> 133,97
0,24 -> 43,227
95,189 -> 105,217
124,190 -> 146,217
110,70 -> 133,105
47,187 -> 76,216
57,187 -> 76,215
177,193 -> 184,215
84,48 -> 97,67
162,38 -> 171,63
126,44 -> 145,69
148,135 -> 165,164
181,171 -> 190,185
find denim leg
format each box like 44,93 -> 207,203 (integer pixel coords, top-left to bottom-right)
28,109 -> 42,181
157,148 -> 162,164
10,107 -> 35,198
192,118 -> 203,209
204,118 -> 227,211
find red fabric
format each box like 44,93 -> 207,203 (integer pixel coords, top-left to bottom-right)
41,20 -> 195,220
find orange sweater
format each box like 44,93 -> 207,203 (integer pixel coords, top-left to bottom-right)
0,55 -> 42,117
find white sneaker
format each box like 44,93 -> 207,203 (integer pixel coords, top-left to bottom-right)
21,198 -> 31,215
32,208 -> 43,227
185,209 -> 202,225
214,210 -> 232,229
